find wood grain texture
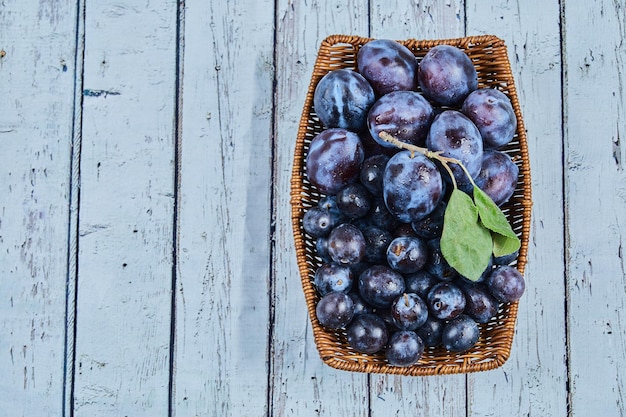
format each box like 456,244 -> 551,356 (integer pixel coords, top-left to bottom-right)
466,1 -> 569,415
172,0 -> 274,415
71,1 -> 177,415
271,1 -> 371,416
2,2 -> 626,416
563,1 -> 626,415
0,1 -> 78,416
367,3 -> 467,416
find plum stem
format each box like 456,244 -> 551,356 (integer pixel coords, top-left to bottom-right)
378,131 -> 477,190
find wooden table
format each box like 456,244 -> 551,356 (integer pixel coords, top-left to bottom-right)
1,1 -> 624,416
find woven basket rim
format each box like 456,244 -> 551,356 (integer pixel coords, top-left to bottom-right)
290,34 -> 532,376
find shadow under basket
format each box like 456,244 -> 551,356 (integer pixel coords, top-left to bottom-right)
290,34 -> 532,376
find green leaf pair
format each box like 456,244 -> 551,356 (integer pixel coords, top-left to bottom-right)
440,187 -> 521,282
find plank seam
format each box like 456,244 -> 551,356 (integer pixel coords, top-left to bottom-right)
63,0 -> 86,415
558,0 -> 573,415
168,1 -> 186,416
267,0 -> 280,415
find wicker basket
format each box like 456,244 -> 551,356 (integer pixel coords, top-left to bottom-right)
290,34 -> 532,376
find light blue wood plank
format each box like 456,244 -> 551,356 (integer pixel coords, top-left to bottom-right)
172,0 -> 274,415
0,1 -> 79,416
71,1 -> 178,415
563,1 -> 626,415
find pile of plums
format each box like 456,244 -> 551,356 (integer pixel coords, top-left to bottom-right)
303,39 -> 525,367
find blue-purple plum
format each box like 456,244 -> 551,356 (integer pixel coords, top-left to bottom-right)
416,316 -> 444,347
390,293 -> 429,330
442,314 -> 480,352
486,266 -> 525,303
306,128 -> 364,195
417,45 -> 477,107
386,236 -> 428,274
346,313 -> 389,354
302,207 -> 334,238
313,69 -> 376,130
386,330 -> 425,366
358,265 -> 405,308
327,223 -> 366,266
314,262 -> 354,295
357,39 -> 417,95
367,91 -> 433,148
336,183 -> 372,219
359,154 -> 390,196
383,151 -> 443,223
474,150 -> 519,207
426,110 -> 483,187
315,291 -> 355,330
405,270 -> 438,299
427,282 -> 466,320
458,281 -> 499,324
462,88 -> 517,149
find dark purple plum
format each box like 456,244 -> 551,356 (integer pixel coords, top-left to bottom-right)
346,313 -> 389,354
393,223 -> 418,238
383,151 -> 444,223
315,291 -> 355,330
315,236 -> 331,263
317,196 -> 348,234
427,282 -> 466,320
358,265 -> 405,308
416,316 -> 444,347
442,314 -> 480,352
366,197 -> 400,231
405,270 -> 438,299
386,236 -> 428,274
486,265 -> 525,303
391,293 -> 429,330
359,154 -> 390,196
360,225 -> 394,263
349,290 -> 373,315
306,128 -> 364,195
458,282 -> 499,324
374,307 -> 399,332
336,183 -> 372,219
367,91 -> 434,148
386,330 -> 425,366
302,207 -> 334,238
411,200 -> 446,240
357,39 -> 417,95
349,261 -> 370,280
493,250 -> 519,266
327,223 -> 366,266
426,110 -> 483,188
462,88 -> 517,149
313,69 -> 376,130
417,44 -> 478,107
474,150 -> 519,207
425,238 -> 459,281
314,262 -> 354,296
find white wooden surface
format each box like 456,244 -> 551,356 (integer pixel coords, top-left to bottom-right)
1,0 -> 624,416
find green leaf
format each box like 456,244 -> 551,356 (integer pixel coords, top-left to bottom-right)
473,186 -> 521,257
441,189 -> 493,282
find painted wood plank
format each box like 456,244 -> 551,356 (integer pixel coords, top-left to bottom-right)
271,2 -> 372,416
0,1 -> 78,416
71,1 -> 177,415
563,2 -> 626,415
171,1 -> 275,415
366,3 -> 468,417
465,1 -> 569,416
